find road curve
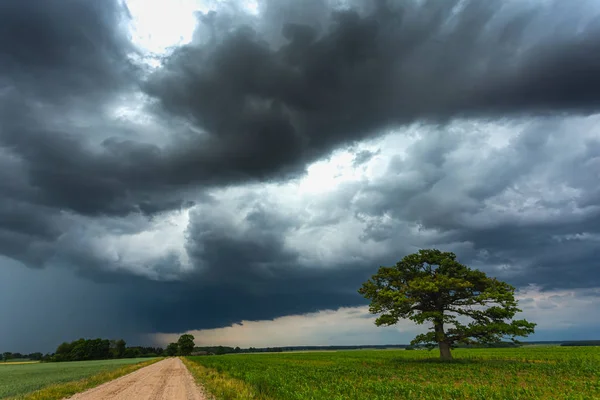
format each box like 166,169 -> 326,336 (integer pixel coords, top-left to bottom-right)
67,358 -> 207,400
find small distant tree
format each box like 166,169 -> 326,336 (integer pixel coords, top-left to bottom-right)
2,352 -> 11,362
359,249 -> 536,360
166,342 -> 178,357
177,334 -> 195,356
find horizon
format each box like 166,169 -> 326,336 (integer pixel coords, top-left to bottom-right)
2,0 -> 600,353
7,338 -> 600,357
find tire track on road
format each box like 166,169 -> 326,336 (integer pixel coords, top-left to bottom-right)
67,358 -> 206,400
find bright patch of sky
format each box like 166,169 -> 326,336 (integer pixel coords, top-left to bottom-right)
125,0 -> 259,56
126,0 -> 204,55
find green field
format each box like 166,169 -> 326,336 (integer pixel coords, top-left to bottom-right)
186,347 -> 600,399
0,358 -> 154,399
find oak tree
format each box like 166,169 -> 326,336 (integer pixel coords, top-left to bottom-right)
359,249 -> 536,360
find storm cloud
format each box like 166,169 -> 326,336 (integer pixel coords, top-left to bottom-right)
1,0 -> 600,351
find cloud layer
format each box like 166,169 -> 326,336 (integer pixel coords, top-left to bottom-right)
1,0 -> 600,350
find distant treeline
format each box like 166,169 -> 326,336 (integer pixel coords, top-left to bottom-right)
454,342 -> 521,349
190,343 -> 528,355
194,346 -> 242,355
560,341 -> 600,347
51,338 -> 163,362
192,345 -> 411,355
1,352 -> 44,361
4,339 -> 165,362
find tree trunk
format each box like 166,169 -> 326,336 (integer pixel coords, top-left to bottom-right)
438,341 -> 452,360
434,321 -> 452,360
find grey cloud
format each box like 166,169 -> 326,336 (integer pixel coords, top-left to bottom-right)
0,0 -> 136,101
352,117 -> 600,289
3,0 -> 600,221
185,204 -> 300,285
352,149 -> 380,168
143,0 -> 600,188
2,0 -> 600,351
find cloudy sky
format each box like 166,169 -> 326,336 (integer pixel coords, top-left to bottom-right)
1,0 -> 600,353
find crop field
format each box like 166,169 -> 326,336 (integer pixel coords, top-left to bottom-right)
0,358 -> 155,399
186,347 -> 600,399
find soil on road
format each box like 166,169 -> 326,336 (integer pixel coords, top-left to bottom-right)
67,358 -> 207,400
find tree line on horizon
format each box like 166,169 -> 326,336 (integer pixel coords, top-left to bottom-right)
51,338 -> 165,362
1,351 -> 44,362
1,339 -> 164,362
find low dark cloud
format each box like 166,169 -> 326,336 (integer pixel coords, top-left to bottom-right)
144,0 -> 600,185
1,0 -> 600,351
0,0 -> 135,100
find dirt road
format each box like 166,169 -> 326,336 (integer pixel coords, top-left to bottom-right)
67,358 -> 207,400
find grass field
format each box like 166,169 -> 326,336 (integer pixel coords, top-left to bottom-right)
186,347 -> 600,399
0,358 -> 157,399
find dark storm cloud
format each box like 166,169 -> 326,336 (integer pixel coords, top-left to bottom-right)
0,258 -> 141,352
0,0 -> 135,100
128,267 -> 370,336
0,0 -> 151,218
144,0 -> 600,185
3,0 -> 600,219
2,0 -> 600,350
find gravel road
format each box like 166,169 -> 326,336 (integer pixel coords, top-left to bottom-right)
67,358 -> 207,400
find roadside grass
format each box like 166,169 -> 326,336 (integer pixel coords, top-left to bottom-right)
187,347 -> 600,400
1,358 -> 161,400
0,359 -> 37,365
0,361 -> 39,365
181,357 -> 265,400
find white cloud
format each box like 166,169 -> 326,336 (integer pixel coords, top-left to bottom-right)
517,285 -> 600,330
55,209 -> 193,280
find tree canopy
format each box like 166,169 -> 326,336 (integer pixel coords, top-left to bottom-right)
50,338 -> 161,362
177,334 -> 195,356
359,249 -> 536,360
166,342 -> 179,357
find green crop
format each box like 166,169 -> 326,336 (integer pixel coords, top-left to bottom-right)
187,347 -> 600,399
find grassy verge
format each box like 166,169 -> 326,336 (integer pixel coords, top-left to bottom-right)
0,361 -> 39,365
5,358 -> 161,400
181,357 -> 269,400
